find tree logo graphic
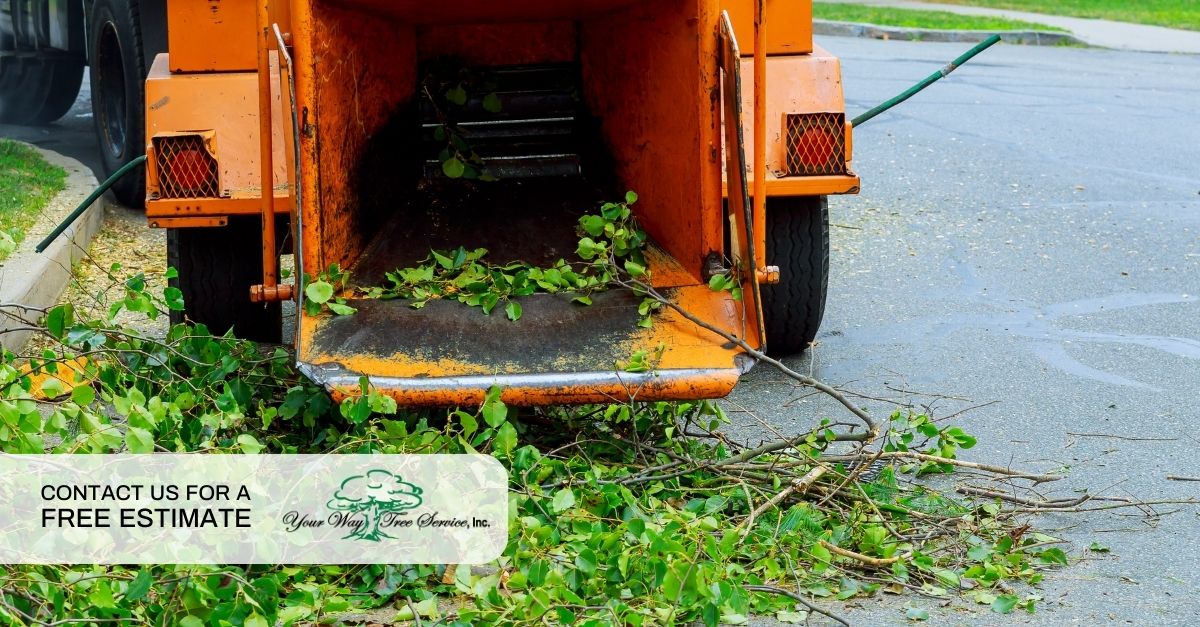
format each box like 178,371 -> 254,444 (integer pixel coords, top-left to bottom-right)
327,469 -> 423,542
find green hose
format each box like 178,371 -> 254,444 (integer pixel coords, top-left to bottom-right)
851,34 -> 1002,128
35,155 -> 147,253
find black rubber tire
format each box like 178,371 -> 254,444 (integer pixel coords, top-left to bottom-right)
0,54 -> 84,124
88,0 -> 147,208
761,195 -> 829,356
167,219 -> 282,343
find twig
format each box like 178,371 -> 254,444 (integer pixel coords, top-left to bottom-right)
1006,498 -> 1198,514
1067,432 -> 1177,442
1166,475 -> 1200,482
740,466 -> 827,536
615,277 -> 879,439
957,486 -> 1089,508
819,451 -> 1064,483
406,597 -> 424,627
744,585 -> 850,626
819,539 -> 903,568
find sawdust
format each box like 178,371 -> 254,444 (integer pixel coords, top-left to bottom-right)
24,205 -> 168,357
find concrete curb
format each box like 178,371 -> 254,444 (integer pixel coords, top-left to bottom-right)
815,19 -> 1089,47
0,142 -> 109,352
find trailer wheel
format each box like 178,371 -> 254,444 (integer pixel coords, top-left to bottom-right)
761,195 -> 829,356
167,219 -> 282,343
0,9 -> 84,125
88,0 -> 146,208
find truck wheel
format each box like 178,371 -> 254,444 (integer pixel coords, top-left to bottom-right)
167,219 -> 282,343
88,0 -> 146,208
0,47 -> 83,124
761,196 -> 829,356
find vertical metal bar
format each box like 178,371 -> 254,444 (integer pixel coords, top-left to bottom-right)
751,0 -> 767,270
255,0 -> 279,296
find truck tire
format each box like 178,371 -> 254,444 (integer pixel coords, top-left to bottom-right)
761,195 -> 829,356
0,56 -> 84,124
167,219 -> 282,343
88,0 -> 146,208
0,0 -> 85,126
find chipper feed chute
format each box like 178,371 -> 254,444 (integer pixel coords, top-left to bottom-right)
289,0 -> 763,406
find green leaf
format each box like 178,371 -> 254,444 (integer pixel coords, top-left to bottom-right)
625,190 -> 638,204
574,548 -> 597,574
327,301 -> 357,316
1088,541 -> 1110,553
905,607 -> 930,621
551,488 -> 576,513
125,427 -> 155,454
245,614 -> 269,627
178,618 -> 204,627
0,231 -> 16,256
305,281 -> 334,304
164,286 -> 185,311
71,384 -> 95,406
442,156 -> 466,178
125,569 -> 153,601
481,399 -> 507,428
991,594 -> 1019,614
238,433 -> 265,454
504,300 -> 522,321
46,305 -> 72,339
776,610 -> 808,623
1035,547 -> 1069,565
482,92 -> 502,113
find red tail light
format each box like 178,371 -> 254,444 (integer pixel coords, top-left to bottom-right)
784,113 -> 846,176
153,135 -> 219,198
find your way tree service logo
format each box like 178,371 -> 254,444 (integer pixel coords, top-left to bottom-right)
327,469 -> 423,541
279,465 -> 497,546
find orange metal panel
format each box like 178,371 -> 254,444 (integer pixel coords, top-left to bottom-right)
144,54 -> 289,200
298,284 -> 756,406
145,195 -> 293,218
147,217 -> 229,228
737,46 -> 850,182
168,0 -> 291,72
305,1 -> 417,272
168,1 -> 257,72
328,371 -> 743,407
723,0 -> 813,55
580,0 -> 723,283
723,173 -> 860,197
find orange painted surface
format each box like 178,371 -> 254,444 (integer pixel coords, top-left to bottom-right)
736,46 -> 851,182
144,55 -> 289,202
329,372 -> 742,407
304,1 -> 417,272
299,284 -> 757,405
723,0 -> 813,55
580,0 -> 724,284
167,0 -> 291,72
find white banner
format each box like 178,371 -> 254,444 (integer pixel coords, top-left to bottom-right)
0,454 -> 508,564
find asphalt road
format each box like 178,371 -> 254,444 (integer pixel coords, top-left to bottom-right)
725,38 -> 1200,624
4,38 -> 1200,626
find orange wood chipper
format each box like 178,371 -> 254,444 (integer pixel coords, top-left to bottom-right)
141,0 -> 860,406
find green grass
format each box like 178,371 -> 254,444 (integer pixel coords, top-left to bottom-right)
0,139 -> 67,261
814,2 -> 1065,31
925,0 -> 1200,32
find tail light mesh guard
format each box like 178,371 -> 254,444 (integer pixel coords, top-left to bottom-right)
784,112 -> 846,176
152,135 -> 220,199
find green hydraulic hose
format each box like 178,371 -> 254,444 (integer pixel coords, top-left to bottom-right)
35,154 -> 147,253
851,34 -> 1002,128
